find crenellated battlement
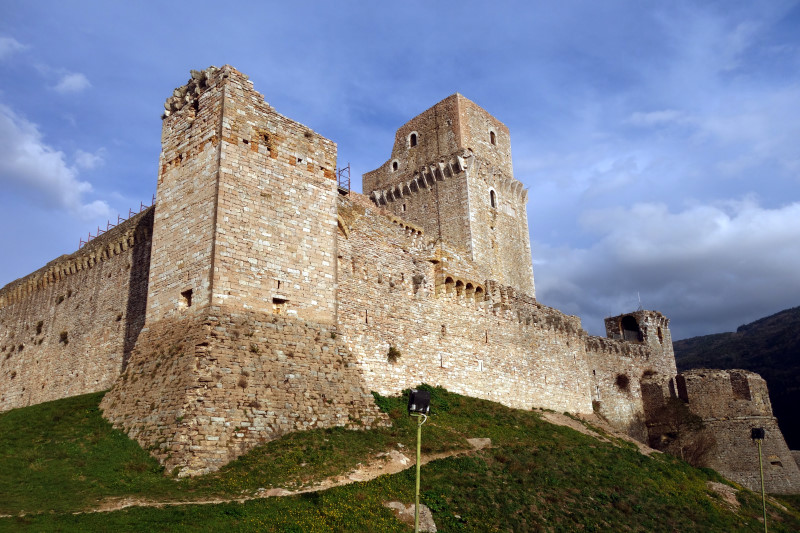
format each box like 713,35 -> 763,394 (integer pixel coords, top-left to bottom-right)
585,335 -> 651,359
0,207 -> 154,309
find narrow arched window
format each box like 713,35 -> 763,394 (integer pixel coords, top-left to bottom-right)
490,190 -> 497,208
392,161 -> 398,171
410,133 -> 417,147
490,131 -> 496,145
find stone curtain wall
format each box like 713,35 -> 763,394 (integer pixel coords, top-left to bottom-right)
337,194 -> 683,437
101,310 -> 387,476
337,195 -> 594,415
0,208 -> 153,411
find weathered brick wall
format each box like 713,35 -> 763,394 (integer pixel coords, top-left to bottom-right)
101,309 -> 387,476
337,195 -> 593,415
0,208 -> 152,411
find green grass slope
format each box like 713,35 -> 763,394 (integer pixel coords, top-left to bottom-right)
1,388 -> 798,532
674,306 -> 800,449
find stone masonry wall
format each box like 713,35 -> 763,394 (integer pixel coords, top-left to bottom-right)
337,194 -> 593,414
363,94 -> 534,296
101,309 -> 387,476
147,66 -> 225,323
210,68 -> 339,324
585,311 -> 677,439
643,369 -> 800,493
0,208 -> 153,411
465,158 -> 535,296
362,94 -> 511,193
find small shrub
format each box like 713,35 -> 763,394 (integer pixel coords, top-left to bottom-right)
330,332 -> 337,339
238,376 -> 248,389
615,373 -> 630,392
387,345 -> 401,363
59,331 -> 69,345
249,343 -> 259,354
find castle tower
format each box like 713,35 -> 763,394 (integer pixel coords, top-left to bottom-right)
363,94 -> 535,296
604,310 -> 677,376
644,369 -> 800,494
101,67 -> 386,476
147,65 -> 339,325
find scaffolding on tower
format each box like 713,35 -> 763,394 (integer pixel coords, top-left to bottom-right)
337,163 -> 350,195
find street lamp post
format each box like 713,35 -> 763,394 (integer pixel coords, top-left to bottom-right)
751,427 -> 767,533
408,389 -> 430,533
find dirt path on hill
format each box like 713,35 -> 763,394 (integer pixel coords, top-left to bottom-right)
537,410 -> 659,456
81,437 -> 493,515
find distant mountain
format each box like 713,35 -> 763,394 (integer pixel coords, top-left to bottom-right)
673,306 -> 800,450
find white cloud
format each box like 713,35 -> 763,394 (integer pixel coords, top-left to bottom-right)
0,103 -> 110,219
534,199 -> 800,339
74,148 -> 106,170
53,72 -> 91,94
0,36 -> 26,60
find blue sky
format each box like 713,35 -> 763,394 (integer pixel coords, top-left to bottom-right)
1,1 -> 798,339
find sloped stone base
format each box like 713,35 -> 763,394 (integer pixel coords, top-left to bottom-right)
100,308 -> 388,476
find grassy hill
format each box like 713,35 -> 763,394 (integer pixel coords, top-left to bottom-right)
1,388 -> 799,532
674,306 -> 800,449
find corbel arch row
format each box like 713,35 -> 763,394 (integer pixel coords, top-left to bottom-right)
437,274 -> 485,302
369,153 -> 471,206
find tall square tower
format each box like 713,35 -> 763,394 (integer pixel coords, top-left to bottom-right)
147,66 -> 339,325
363,94 -> 535,296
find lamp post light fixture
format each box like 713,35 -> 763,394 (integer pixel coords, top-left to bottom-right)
408,389 -> 430,533
751,427 -> 767,533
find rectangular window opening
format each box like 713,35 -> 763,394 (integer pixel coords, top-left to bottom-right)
272,297 -> 288,315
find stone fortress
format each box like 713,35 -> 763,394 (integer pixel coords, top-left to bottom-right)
0,66 -> 797,492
